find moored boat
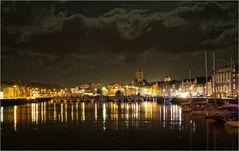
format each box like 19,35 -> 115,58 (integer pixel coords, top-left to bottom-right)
181,101 -> 192,113
225,114 -> 239,128
191,101 -> 208,115
226,120 -> 239,128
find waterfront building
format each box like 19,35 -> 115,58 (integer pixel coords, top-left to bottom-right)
213,63 -> 238,98
124,85 -> 137,96
179,77 -> 213,97
151,82 -> 160,96
107,82 -> 122,96
158,80 -> 180,97
1,81 -> 32,98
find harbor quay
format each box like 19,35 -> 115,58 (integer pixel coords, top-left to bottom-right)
1,95 -> 236,107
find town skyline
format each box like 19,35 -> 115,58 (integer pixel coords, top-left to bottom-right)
2,55 -> 238,87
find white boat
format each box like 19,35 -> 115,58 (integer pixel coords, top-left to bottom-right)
225,114 -> 239,128
225,120 -> 239,128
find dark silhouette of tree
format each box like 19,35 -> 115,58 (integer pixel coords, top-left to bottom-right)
115,90 -> 122,97
96,89 -> 102,95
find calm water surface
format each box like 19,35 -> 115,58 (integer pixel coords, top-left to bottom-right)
1,101 -> 238,150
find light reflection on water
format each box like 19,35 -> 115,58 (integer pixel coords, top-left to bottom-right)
2,101 -> 185,130
1,101 -> 238,150
13,105 -> 17,131
1,106 -> 3,123
81,102 -> 85,121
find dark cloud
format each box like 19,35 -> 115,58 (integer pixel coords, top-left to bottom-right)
1,1 -> 238,84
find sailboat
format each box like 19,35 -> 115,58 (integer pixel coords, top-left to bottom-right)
182,69 -> 193,113
192,51 -> 209,115
205,52 -> 227,122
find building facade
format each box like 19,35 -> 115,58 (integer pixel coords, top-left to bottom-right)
213,63 -> 238,98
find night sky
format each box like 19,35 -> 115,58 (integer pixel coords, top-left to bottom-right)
1,1 -> 238,85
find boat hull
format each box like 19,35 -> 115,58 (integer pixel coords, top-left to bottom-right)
225,120 -> 239,128
192,110 -> 207,115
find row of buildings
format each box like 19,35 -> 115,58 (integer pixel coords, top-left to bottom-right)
69,62 -> 238,99
1,62 -> 238,99
0,81 -> 69,99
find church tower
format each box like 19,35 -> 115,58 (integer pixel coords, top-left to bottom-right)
136,69 -> 144,82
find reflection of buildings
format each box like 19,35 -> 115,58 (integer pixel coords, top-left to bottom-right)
2,101 -> 184,132
213,63 -> 238,98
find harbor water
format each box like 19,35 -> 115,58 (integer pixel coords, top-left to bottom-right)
1,100 -> 238,150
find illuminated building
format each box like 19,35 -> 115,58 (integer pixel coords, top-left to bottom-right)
162,76 -> 172,82
0,81 -> 58,98
158,80 -> 180,97
179,77 -> 213,97
70,87 -> 85,97
107,83 -> 122,96
213,63 -> 238,98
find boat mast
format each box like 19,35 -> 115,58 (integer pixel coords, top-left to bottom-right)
213,52 -> 216,104
205,51 -> 208,104
189,69 -> 191,99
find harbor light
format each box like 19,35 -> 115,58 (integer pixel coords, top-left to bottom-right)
102,87 -> 106,91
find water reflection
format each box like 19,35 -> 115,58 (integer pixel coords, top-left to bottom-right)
71,105 -> 74,121
54,103 -> 56,121
0,102 -> 210,132
103,103 -> 106,130
4,101 -> 178,130
65,104 -> 67,122
61,103 -> 63,122
94,103 -> 97,121
1,101 -> 238,150
14,105 -> 17,131
31,103 -> 35,123
1,106 -> 3,123
36,103 -> 39,124
81,102 -> 85,121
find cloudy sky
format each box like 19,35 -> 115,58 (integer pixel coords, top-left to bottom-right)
1,1 -> 238,85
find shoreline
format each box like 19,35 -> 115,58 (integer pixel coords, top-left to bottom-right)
0,96 -> 237,107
